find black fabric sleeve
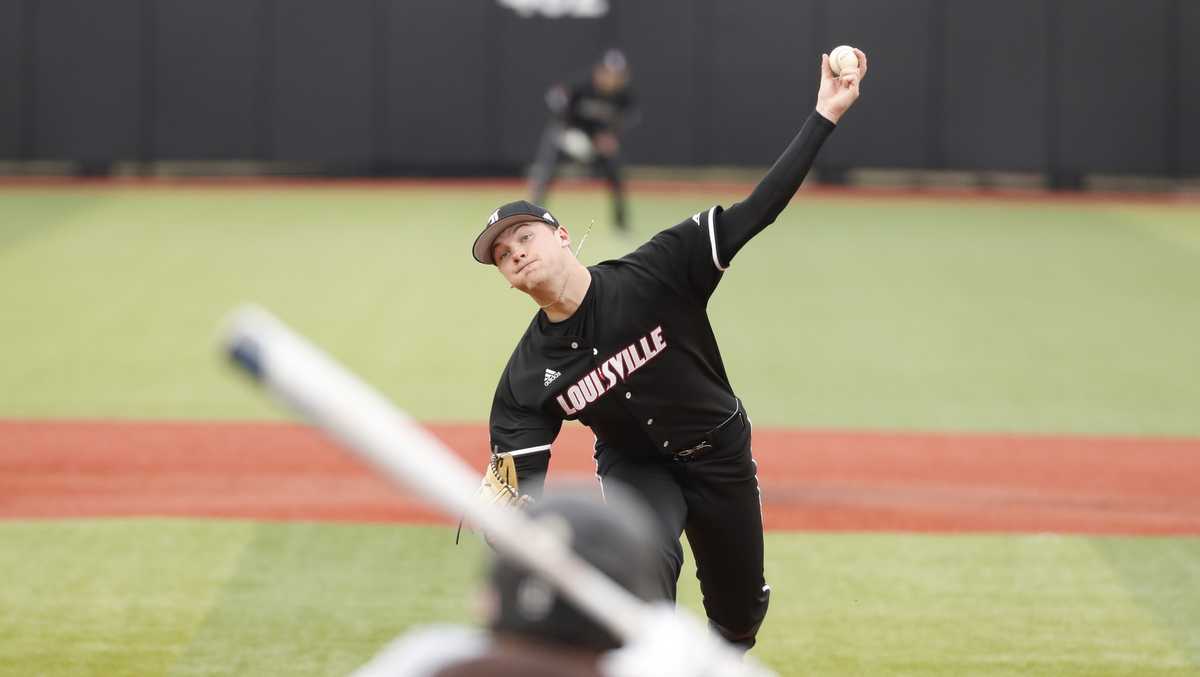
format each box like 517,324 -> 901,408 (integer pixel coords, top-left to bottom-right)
510,451 -> 550,500
488,370 -> 562,500
564,81 -> 588,129
620,207 -> 725,305
716,110 -> 837,266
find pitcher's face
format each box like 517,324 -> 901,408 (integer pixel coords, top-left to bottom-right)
492,221 -> 571,293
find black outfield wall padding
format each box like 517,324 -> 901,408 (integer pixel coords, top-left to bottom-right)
0,0 -> 1193,177
0,0 -> 22,158
1179,0 -> 1200,176
153,0 -> 262,160
30,0 -> 144,163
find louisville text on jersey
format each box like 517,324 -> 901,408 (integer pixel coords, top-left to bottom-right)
555,326 -> 667,415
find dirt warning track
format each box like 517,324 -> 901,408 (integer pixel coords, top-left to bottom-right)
2,420 -> 1198,534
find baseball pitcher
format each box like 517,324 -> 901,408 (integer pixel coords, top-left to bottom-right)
472,50 -> 867,650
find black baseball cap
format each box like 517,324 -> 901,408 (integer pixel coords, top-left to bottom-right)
472,200 -> 560,265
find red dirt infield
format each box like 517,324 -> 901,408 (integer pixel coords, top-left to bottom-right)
2,420 -> 1199,534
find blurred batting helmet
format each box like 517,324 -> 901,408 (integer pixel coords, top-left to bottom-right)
486,482 -> 663,651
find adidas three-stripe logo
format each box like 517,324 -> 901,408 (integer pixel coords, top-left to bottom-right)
544,369 -> 561,387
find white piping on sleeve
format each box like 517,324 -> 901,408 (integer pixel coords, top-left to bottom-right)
705,206 -> 729,271
593,434 -> 606,502
505,443 -> 552,457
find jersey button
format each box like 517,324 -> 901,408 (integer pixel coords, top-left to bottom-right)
647,418 -> 654,425
571,342 -> 579,349
662,441 -> 669,448
624,392 -> 632,399
592,348 -> 598,356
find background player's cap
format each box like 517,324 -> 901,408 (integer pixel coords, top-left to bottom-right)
472,200 -> 560,265
600,48 -> 627,73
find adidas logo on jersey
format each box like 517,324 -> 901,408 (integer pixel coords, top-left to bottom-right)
544,369 -> 562,387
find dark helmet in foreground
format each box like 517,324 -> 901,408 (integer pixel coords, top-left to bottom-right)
487,482 -> 663,651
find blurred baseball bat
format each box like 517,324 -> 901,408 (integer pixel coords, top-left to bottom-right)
220,305 -> 773,677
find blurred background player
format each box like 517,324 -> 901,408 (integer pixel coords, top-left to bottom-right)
352,484 -> 665,677
528,49 -> 638,234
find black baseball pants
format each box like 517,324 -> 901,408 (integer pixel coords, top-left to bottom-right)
594,407 -> 770,649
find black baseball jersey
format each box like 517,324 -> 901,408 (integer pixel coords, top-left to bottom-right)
551,79 -> 636,137
490,207 -> 734,481
490,109 -> 837,493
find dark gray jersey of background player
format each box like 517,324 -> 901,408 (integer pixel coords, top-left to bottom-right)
552,79 -> 637,137
491,111 -> 836,494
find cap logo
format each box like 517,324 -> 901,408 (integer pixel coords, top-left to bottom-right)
488,210 -> 500,225
543,212 -> 555,223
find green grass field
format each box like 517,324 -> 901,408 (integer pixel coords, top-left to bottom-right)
3,185 -> 1199,434
2,184 -> 1199,675
3,521 -> 1199,676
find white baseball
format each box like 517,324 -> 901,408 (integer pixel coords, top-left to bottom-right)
829,45 -> 859,76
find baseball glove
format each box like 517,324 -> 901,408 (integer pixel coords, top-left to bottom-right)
456,451 -> 530,545
479,451 -> 529,508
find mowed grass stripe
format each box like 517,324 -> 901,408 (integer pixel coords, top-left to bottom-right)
3,519 -> 1198,676
0,188 -> 1198,436
1115,206 -> 1200,255
0,188 -> 548,421
741,533 -> 1200,676
168,522 -> 484,676
713,200 -> 1200,435
1092,537 -> 1200,669
0,519 -> 254,677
